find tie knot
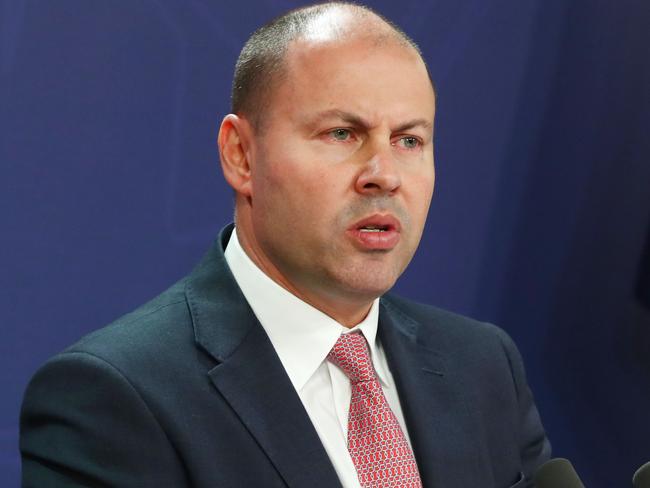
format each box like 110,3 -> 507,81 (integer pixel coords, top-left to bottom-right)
328,332 -> 376,383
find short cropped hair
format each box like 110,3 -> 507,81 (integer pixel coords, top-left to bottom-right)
230,2 -> 427,131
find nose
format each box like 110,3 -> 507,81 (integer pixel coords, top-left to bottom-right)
354,147 -> 401,195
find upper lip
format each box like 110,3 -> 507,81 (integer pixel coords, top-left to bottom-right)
350,214 -> 402,232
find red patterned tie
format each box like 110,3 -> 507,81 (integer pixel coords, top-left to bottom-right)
328,332 -> 423,488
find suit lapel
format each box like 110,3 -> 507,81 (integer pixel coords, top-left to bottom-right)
378,299 -> 490,488
185,226 -> 341,488
208,321 -> 342,488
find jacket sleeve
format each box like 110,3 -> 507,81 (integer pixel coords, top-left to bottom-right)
495,328 -> 552,485
20,350 -> 189,488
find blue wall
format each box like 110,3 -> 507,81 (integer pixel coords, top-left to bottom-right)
2,0 -> 649,485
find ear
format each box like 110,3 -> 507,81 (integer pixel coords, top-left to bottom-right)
218,114 -> 255,197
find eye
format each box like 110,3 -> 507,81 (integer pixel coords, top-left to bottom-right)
394,136 -> 421,150
329,128 -> 352,141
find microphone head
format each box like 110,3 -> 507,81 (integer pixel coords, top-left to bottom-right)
534,458 -> 585,488
633,461 -> 650,488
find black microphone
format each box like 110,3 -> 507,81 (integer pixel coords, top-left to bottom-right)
534,458 -> 585,488
633,461 -> 650,488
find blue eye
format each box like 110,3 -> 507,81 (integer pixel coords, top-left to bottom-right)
330,128 -> 351,141
398,136 -> 420,149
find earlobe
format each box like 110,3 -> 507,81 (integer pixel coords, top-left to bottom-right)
218,114 -> 253,197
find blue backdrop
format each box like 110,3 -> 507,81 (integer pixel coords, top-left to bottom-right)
2,0 -> 649,486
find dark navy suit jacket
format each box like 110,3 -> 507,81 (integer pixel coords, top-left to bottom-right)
20,225 -> 550,487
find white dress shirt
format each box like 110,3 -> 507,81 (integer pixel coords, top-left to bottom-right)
224,228 -> 414,488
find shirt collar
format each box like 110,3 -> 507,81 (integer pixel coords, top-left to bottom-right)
223,228 -> 390,391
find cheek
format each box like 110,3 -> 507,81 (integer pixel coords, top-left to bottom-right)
408,168 -> 435,204
252,165 -> 333,228
269,162 -> 343,204
421,179 -> 435,211
404,178 -> 435,237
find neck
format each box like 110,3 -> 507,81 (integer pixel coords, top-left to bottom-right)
234,222 -> 374,328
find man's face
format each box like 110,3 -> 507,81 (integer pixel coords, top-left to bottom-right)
243,35 -> 435,311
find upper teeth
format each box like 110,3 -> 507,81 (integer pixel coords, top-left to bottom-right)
361,226 -> 385,232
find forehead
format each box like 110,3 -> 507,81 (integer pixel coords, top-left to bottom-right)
271,35 -> 435,125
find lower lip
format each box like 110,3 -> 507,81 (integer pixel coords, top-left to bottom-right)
347,229 -> 400,250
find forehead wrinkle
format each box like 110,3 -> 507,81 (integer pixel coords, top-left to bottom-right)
393,119 -> 433,133
304,109 -> 433,135
306,109 -> 374,130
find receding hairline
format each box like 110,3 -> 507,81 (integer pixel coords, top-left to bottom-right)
230,2 -> 433,131
287,4 -> 418,50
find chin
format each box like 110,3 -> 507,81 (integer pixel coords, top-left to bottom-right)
333,269 -> 400,299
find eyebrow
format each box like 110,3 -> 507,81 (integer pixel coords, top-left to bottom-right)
308,109 -> 433,133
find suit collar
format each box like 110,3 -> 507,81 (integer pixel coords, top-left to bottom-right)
379,298 -> 491,487
184,224 -> 342,488
185,224 -> 252,362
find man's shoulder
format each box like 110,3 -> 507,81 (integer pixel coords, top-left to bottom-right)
58,278 -> 196,369
381,292 -> 515,353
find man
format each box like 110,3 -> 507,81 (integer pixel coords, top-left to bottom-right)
20,3 -> 550,487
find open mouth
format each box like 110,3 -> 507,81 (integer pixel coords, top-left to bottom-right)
352,214 -> 401,233
348,215 -> 401,250
358,225 -> 390,233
